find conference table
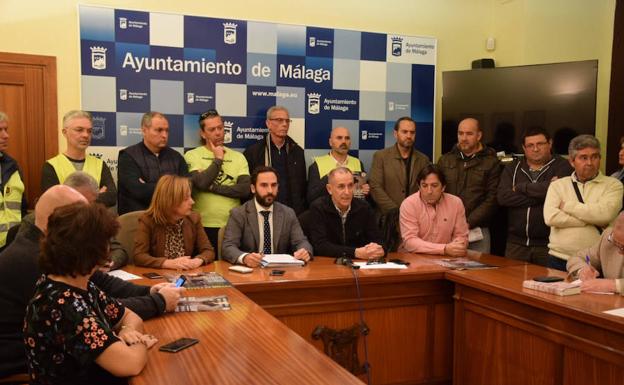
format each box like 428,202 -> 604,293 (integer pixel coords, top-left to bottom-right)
124,252 -> 624,385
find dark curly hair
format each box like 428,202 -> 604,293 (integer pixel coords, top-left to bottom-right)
39,202 -> 119,277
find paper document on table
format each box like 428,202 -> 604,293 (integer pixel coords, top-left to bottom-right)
106,270 -> 141,281
260,254 -> 305,267
604,308 -> 624,317
353,262 -> 407,270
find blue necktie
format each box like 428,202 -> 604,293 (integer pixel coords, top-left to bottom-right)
261,210 -> 271,254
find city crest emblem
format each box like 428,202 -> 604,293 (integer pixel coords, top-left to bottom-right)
391,37 -> 403,57
307,93 -> 321,115
90,46 -> 107,70
92,116 -> 106,140
119,17 -> 127,29
223,120 -> 233,144
223,23 -> 237,45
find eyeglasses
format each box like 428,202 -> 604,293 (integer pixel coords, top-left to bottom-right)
268,118 -> 292,124
608,232 -> 624,253
524,142 -> 549,150
199,109 -> 219,122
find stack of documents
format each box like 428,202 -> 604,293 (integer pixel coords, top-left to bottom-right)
260,254 -> 305,267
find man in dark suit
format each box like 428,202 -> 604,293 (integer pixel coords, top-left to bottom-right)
221,166 -> 312,267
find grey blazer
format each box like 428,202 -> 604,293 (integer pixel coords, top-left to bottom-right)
221,200 -> 313,264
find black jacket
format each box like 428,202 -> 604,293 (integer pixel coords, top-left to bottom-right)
244,134 -> 307,214
437,145 -> 501,228
0,222 -> 165,376
309,195 -> 383,258
117,142 -> 189,214
497,155 -> 573,246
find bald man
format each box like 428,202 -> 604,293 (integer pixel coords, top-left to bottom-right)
307,126 -> 369,204
437,118 -> 501,253
567,212 -> 624,294
0,185 -> 182,376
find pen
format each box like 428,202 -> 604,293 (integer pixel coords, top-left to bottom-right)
585,255 -> 591,266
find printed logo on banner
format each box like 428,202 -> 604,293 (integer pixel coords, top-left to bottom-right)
92,116 -> 106,140
309,37 -> 316,47
120,125 -> 128,136
391,37 -> 403,57
223,23 -> 238,45
361,130 -> 368,140
388,101 -> 394,111
307,93 -> 321,114
119,17 -> 127,29
187,93 -> 195,103
119,89 -> 128,101
90,46 -> 108,70
224,120 -> 233,144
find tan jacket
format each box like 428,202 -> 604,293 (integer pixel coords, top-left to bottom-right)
133,211 -> 215,268
369,145 -> 430,214
567,228 -> 624,294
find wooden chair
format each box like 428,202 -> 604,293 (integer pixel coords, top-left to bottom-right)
0,372 -> 29,385
116,210 -> 145,265
217,227 -> 225,260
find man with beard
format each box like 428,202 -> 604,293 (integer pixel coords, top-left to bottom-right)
370,117 -> 430,215
41,110 -> 117,207
437,117 -> 501,253
221,166 -> 312,267
307,126 -> 369,204
497,127 -> 572,266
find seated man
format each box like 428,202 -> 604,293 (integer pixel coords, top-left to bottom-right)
222,166 -> 312,267
0,185 -> 183,377
567,212 -> 624,294
309,167 -> 384,259
399,164 -> 469,256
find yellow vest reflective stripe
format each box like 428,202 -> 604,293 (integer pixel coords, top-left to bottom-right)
0,171 -> 24,247
315,154 -> 362,178
48,154 -> 103,185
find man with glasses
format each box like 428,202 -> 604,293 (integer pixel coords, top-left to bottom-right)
117,111 -> 188,214
567,212 -> 624,295
544,135 -> 623,271
184,110 -> 250,255
41,110 -> 117,207
244,106 -> 307,214
497,127 -> 572,266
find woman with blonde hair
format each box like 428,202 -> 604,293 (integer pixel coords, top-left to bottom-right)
134,175 -> 214,269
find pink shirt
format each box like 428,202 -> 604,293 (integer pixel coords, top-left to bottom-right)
399,191 -> 469,255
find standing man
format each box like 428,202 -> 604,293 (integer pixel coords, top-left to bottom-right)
117,111 -> 188,214
184,109 -> 250,253
399,165 -> 469,256
544,135 -> 623,271
307,126 -> 369,204
0,112 -> 26,250
41,110 -> 116,207
369,117 -> 430,214
309,167 -> 384,259
244,106 -> 307,214
221,166 -> 312,267
497,127 -> 573,266
437,117 -> 501,253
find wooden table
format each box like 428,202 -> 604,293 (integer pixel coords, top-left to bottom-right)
447,264 -> 624,385
129,285 -> 362,385
126,251 -> 524,385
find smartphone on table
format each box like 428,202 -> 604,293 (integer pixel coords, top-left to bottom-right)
158,338 -> 199,353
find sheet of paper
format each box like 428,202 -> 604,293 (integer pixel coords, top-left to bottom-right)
261,254 -> 297,263
353,262 -> 407,270
107,269 -> 141,281
603,308 -> 624,317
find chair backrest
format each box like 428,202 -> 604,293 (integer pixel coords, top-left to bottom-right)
116,210 -> 145,265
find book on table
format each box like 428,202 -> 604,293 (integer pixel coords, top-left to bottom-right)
433,258 -> 496,270
167,272 -> 232,289
260,254 -> 305,267
522,280 -> 581,296
175,295 -> 231,312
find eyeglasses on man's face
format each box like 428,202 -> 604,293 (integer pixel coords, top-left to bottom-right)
268,118 -> 292,124
199,109 -> 219,122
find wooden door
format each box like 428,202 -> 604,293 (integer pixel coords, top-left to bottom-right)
0,52 -> 58,208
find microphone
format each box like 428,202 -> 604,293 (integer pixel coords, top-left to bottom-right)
334,253 -> 360,269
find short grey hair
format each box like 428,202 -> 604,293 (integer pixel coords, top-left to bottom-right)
0,111 -> 8,123
63,171 -> 99,197
266,105 -> 289,120
327,167 -> 353,184
568,134 -> 600,159
62,110 -> 92,128
141,111 -> 166,128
